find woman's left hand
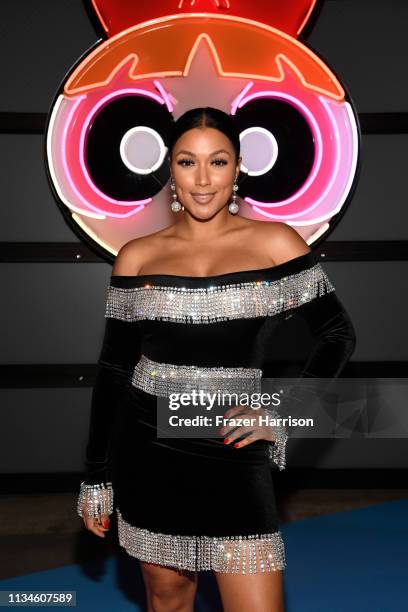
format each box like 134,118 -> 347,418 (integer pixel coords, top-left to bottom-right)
219,405 -> 277,448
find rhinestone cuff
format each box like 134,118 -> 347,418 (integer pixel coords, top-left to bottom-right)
117,509 -> 286,573
131,354 -> 263,397
264,408 -> 288,471
105,263 -> 335,324
77,481 -> 114,519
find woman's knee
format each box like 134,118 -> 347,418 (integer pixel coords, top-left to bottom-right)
214,568 -> 285,612
141,562 -> 197,611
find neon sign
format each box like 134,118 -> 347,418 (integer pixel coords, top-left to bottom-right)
45,0 -> 360,258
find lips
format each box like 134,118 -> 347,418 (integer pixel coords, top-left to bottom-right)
191,193 -> 216,204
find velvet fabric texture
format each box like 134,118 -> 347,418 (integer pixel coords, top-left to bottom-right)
82,251 -> 356,537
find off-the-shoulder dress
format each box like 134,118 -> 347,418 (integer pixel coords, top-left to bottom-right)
77,251 -> 356,574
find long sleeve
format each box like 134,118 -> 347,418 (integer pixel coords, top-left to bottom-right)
77,280 -> 142,519
264,260 -> 357,470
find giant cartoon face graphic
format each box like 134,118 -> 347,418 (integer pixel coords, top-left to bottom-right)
45,0 -> 360,259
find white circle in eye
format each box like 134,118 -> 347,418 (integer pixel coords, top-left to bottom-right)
119,126 -> 167,175
239,127 -> 279,176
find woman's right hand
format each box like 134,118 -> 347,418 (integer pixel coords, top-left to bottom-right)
81,507 -> 110,538
77,481 -> 114,536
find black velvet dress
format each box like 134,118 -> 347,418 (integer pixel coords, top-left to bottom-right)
77,251 -> 356,574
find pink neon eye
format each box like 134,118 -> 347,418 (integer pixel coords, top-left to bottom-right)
234,97 -> 315,202
85,94 -> 174,201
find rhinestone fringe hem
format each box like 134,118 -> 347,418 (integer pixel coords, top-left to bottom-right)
117,509 -> 286,573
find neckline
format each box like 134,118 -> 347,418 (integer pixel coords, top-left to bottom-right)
112,252 -> 313,281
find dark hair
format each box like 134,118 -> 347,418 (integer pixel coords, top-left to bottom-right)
167,107 -> 240,163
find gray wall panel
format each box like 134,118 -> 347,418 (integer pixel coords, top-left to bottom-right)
0,0 -> 97,113
1,264 -> 111,364
0,135 -> 80,241
328,135 -> 408,241
308,0 -> 408,112
323,261 -> 407,362
290,439 -> 408,469
0,389 -> 91,473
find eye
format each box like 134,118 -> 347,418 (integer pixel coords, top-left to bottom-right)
177,159 -> 194,166
176,158 -> 228,167
233,97 -> 315,201
85,94 -> 174,201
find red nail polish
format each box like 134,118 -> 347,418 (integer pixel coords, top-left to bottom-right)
224,438 -> 230,444
234,442 -> 240,448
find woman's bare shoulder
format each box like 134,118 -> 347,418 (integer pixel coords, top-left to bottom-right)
111,232 -> 164,276
253,220 -> 312,266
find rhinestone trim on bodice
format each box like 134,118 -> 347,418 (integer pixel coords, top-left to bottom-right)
105,263 -> 335,324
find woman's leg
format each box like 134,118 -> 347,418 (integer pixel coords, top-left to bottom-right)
140,561 -> 198,612
214,569 -> 285,612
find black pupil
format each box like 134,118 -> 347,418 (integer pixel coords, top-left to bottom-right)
234,97 -> 315,201
85,95 -> 173,201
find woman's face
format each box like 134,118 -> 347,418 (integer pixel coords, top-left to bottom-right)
170,127 -> 241,218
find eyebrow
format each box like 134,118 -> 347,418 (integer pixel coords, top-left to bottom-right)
175,149 -> 231,157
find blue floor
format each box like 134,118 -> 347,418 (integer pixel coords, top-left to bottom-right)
283,498 -> 407,611
1,499 -> 406,611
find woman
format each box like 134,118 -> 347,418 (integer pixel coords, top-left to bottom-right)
77,107 -> 356,611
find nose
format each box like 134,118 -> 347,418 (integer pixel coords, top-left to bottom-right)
195,162 -> 210,187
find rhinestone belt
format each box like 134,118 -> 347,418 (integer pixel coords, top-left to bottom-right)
131,354 -> 263,397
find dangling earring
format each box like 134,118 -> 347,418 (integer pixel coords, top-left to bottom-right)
170,177 -> 184,212
228,179 -> 239,215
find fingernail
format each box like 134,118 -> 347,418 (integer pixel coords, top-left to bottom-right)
234,442 -> 240,447
224,438 -> 230,444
